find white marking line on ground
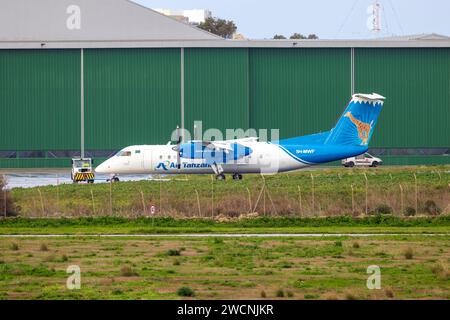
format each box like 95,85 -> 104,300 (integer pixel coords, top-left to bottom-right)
0,233 -> 448,238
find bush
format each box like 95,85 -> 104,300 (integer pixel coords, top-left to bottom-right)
40,243 -> 48,251
166,249 -> 181,256
404,207 -> 416,217
10,243 -> 19,251
375,204 -> 393,215
177,286 -> 195,297
275,289 -> 284,298
120,266 -> 138,277
334,241 -> 342,247
422,200 -> 441,216
173,259 -> 181,266
403,247 -> 414,260
352,242 -> 360,249
385,288 -> 394,298
286,291 -> 294,297
431,262 -> 449,280
260,290 -> 266,298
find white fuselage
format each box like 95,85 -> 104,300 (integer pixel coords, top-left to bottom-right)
95,141 -> 309,175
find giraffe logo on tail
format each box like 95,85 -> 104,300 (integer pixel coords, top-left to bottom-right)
345,111 -> 373,145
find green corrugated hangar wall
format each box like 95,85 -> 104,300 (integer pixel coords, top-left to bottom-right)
0,48 -> 449,168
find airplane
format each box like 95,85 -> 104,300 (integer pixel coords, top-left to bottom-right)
95,93 -> 385,181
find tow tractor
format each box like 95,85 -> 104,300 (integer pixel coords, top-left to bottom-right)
71,158 -> 95,183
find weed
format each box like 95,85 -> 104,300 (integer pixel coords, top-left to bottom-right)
173,259 -> 181,266
352,242 -> 360,249
287,291 -> 294,298
403,247 -> 414,260
404,207 -> 416,217
39,243 -> 48,251
177,287 -> 195,297
385,288 -> 394,298
334,241 -> 343,247
9,243 -> 19,251
423,200 -> 441,216
166,249 -> 181,256
260,290 -> 266,298
275,289 -> 284,298
345,292 -> 358,300
120,266 -> 138,277
431,262 -> 449,280
112,289 -> 123,295
375,204 -> 392,215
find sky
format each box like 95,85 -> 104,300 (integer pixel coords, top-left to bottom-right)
132,0 -> 450,39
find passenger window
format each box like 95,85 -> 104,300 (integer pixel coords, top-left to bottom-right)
159,155 -> 163,159
135,150 -> 141,154
168,155 -> 171,159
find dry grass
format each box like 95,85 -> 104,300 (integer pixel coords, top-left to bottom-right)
0,236 -> 449,300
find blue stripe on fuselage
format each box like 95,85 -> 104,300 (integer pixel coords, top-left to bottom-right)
275,143 -> 367,164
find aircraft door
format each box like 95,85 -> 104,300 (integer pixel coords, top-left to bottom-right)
143,149 -> 152,170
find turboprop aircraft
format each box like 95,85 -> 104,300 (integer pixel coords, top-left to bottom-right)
95,93 -> 385,181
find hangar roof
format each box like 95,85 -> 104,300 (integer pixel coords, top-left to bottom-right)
0,0 -> 219,43
1,0 -> 449,49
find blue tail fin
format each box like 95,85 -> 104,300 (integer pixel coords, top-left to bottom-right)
325,93 -> 385,146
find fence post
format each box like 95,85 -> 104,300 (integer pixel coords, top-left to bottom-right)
37,188 -> 45,216
211,175 -> 214,217
91,189 -> 96,215
399,184 -> 404,215
195,189 -> 201,217
139,189 -> 146,217
56,174 -> 60,215
246,187 -> 252,213
414,173 -> 418,214
3,175 -> 6,218
310,174 -> 315,215
109,179 -> 113,215
351,184 -> 354,215
363,173 -> 368,215
297,185 -> 302,217
159,174 -> 163,217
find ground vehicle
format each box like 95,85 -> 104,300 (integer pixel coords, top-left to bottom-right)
71,158 -> 95,183
342,153 -> 382,167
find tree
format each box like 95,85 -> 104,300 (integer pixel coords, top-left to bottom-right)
289,33 -> 319,39
290,33 -> 306,39
198,17 -> 237,39
273,34 -> 286,39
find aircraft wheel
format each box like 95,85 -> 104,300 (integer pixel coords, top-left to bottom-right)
347,162 -> 355,168
232,173 -> 241,180
371,161 -> 378,167
216,174 -> 226,180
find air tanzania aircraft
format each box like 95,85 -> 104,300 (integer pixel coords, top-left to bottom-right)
95,93 -> 385,181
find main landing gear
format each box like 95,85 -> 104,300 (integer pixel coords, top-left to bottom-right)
232,173 -> 243,180
107,175 -> 120,183
215,173 -> 243,180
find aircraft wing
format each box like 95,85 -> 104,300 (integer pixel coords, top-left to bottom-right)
202,141 -> 233,153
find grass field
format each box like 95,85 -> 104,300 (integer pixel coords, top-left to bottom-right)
6,165 -> 450,217
0,235 -> 449,300
1,216 -> 450,235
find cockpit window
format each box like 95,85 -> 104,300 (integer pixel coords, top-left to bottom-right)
116,151 -> 132,157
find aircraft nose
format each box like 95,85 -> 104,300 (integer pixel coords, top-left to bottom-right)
95,160 -> 110,173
